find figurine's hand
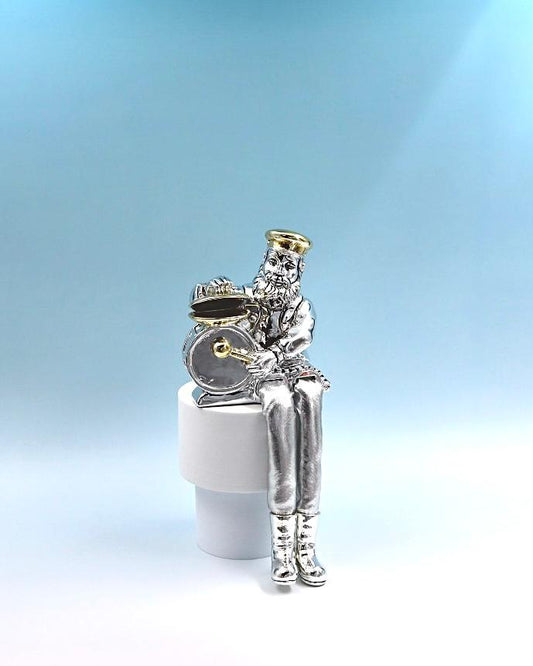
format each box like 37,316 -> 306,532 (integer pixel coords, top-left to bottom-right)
247,349 -> 278,377
191,277 -> 236,302
206,276 -> 236,297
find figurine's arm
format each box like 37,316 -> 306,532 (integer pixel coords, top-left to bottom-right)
271,298 -> 315,358
247,298 -> 315,377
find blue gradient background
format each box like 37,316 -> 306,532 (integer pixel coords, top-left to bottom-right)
1,1 -> 532,664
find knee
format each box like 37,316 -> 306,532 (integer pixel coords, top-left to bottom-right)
258,379 -> 294,413
294,377 -> 324,401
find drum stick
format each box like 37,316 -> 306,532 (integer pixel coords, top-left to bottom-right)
212,337 -> 255,364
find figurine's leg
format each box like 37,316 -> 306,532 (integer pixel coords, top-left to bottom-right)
293,377 -> 323,515
257,377 -> 298,585
257,377 -> 298,515
293,377 -> 327,586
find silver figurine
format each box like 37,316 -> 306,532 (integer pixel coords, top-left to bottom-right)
183,230 -> 330,586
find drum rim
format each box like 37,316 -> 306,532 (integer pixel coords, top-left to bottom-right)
188,312 -> 248,326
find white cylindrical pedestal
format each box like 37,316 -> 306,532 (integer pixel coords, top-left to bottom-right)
178,382 -> 270,559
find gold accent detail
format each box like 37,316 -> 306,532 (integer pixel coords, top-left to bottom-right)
212,337 -> 254,364
188,312 -> 248,326
265,229 -> 312,256
212,337 -> 232,358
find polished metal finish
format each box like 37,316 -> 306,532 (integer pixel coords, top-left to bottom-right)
257,375 -> 324,516
293,377 -> 324,515
270,513 -> 298,585
258,378 -> 297,515
211,336 -> 255,364
295,512 -> 327,586
182,230 -> 330,585
184,325 -> 258,395
265,229 -> 312,256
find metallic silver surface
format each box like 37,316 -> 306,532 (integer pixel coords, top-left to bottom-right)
191,385 -> 257,407
184,325 -> 258,395
257,375 -> 324,516
258,378 -> 297,515
182,230 -> 330,585
295,512 -> 327,586
270,512 -> 298,585
293,377 -> 323,515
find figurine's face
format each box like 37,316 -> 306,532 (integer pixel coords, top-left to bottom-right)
262,249 -> 301,287
253,249 -> 303,305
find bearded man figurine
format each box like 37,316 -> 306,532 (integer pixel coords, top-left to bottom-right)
183,230 -> 330,586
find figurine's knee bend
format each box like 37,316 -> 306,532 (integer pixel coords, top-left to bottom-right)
294,376 -> 324,402
258,378 -> 294,413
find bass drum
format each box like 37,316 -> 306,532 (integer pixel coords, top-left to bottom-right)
184,325 -> 257,395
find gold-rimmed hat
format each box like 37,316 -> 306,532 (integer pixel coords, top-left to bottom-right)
265,229 -> 312,256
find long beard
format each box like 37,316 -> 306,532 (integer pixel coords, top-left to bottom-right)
252,271 -> 300,308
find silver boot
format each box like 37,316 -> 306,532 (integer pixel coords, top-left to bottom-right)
295,512 -> 327,586
270,513 -> 298,585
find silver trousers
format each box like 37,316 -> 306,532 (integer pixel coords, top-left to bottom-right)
257,375 -> 324,515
